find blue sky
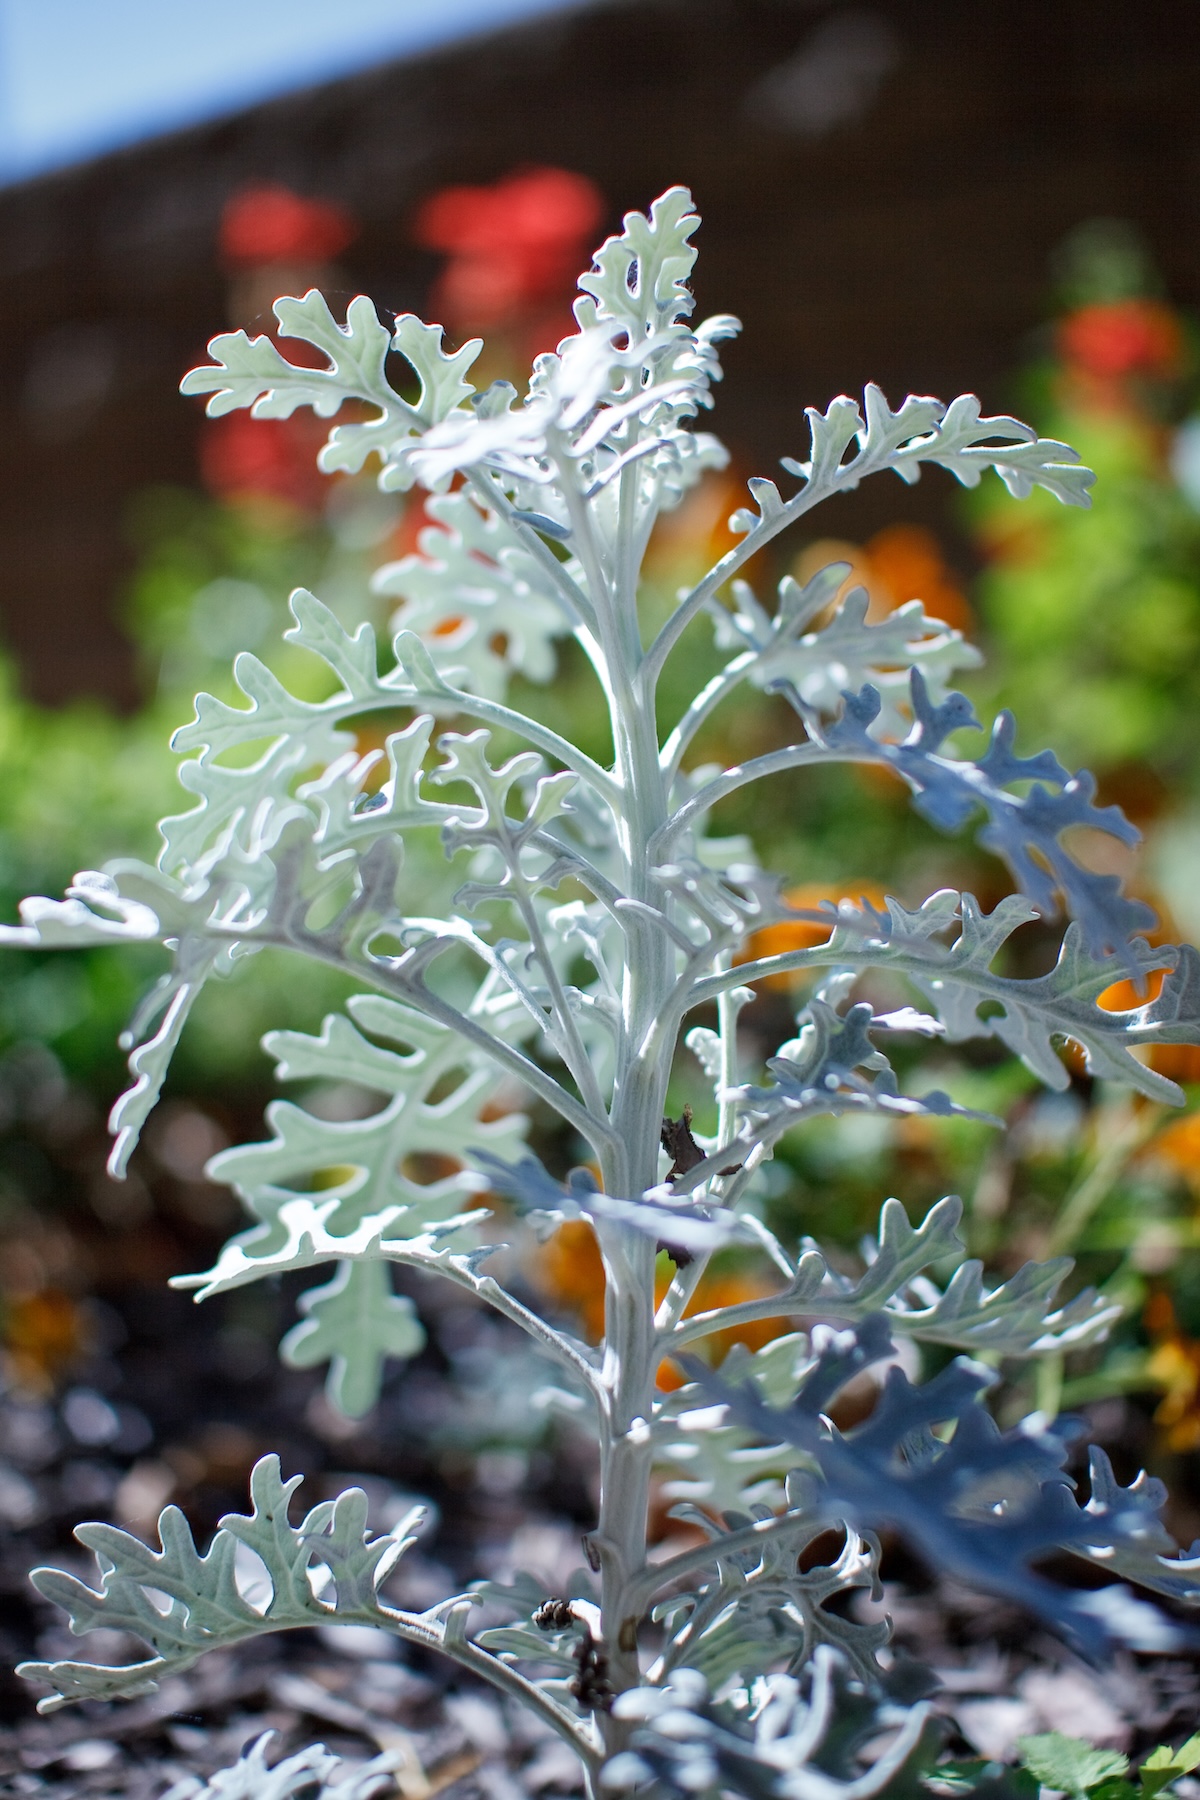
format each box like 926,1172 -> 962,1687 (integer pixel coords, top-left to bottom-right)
0,0 -> 587,184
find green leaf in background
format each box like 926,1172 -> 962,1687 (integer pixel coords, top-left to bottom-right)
1141,1735 -> 1200,1800
1016,1733 -> 1129,1798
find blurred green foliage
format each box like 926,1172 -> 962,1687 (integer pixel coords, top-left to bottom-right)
0,481 -> 412,1093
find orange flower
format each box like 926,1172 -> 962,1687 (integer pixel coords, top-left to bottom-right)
1099,965 -> 1200,1085
2,1288 -> 86,1394
654,1270 -> 782,1392
790,525 -> 972,634
536,1221 -> 787,1385
741,881 -> 888,991
539,1219 -> 607,1343
1144,1290 -> 1200,1452
1145,1111 -> 1200,1190
863,524 -> 974,634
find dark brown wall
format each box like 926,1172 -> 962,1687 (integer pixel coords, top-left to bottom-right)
0,0 -> 1196,703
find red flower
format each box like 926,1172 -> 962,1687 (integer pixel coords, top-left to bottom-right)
1058,298 -> 1183,381
199,412 -> 329,511
414,166 -> 604,335
220,182 -> 357,272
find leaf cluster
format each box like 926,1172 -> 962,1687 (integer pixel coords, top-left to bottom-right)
12,187 -> 1200,1767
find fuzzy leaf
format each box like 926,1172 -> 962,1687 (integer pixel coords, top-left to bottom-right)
576,184 -> 701,339
0,870 -> 162,949
163,1732 -> 403,1800
648,1495 -> 888,1688
19,1456 -> 422,1710
171,1193 -> 485,1304
736,891 -> 1200,1105
601,1653 -> 938,1800
475,1621 -> 583,1673
400,188 -> 738,512
475,1149 -> 755,1255
730,995 -> 995,1157
374,488 -> 573,698
108,948 -> 222,1177
714,571 -> 982,742
668,1197 -> 1117,1360
182,997 -> 526,1412
206,998 -> 525,1238
281,1259 -> 426,1419
774,384 -> 1094,511
181,292 -> 481,487
897,392 -> 1094,505
690,1318 -> 1200,1656
818,672 -> 1148,956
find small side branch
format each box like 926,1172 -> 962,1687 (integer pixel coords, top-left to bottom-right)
666,1291 -> 805,1352
510,887 -> 611,1124
618,1508 -> 818,1618
254,918 -> 618,1159
644,475 -> 842,688
660,650 -> 758,781
654,742 -> 830,854
466,467 -> 598,637
379,964 -> 615,1157
374,1240 -> 604,1397
688,942 -> 856,1008
389,1605 -> 601,1768
388,658 -> 620,809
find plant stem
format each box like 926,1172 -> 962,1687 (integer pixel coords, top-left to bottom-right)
566,440 -> 681,1732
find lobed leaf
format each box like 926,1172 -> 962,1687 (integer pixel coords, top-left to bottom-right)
162,1732 -> 404,1800
771,384 -> 1094,514
731,890 -> 1200,1105
475,1148 -> 757,1256
674,1196 -> 1119,1358
650,1509 -> 887,1688
19,1456 -> 422,1710
818,672 -> 1149,957
180,292 -> 481,488
689,1317 -> 1200,1656
373,488 -> 572,697
713,567 -> 982,743
600,1653 -> 938,1800
730,992 -> 996,1155
187,996 -> 527,1413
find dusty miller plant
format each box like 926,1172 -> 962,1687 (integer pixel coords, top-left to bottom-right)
13,189 -> 1200,1795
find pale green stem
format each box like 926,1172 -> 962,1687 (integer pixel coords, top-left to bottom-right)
618,1508 -> 818,1619
388,1609 -> 602,1769
660,649 -> 758,780
385,660 -> 620,806
250,919 -> 618,1159
544,432 -> 681,1737
466,467 -> 597,634
654,1253 -> 710,1337
511,884 -> 611,1122
653,966 -> 744,1335
653,741 -> 834,853
644,433 -> 940,691
380,1247 -> 603,1397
